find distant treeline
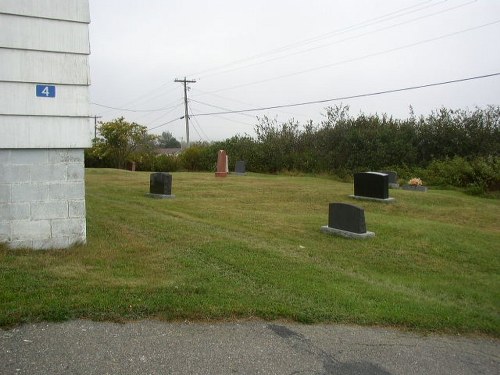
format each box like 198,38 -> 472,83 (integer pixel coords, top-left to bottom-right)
85,105 -> 500,194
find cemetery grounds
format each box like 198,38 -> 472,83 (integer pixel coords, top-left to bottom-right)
0,169 -> 498,337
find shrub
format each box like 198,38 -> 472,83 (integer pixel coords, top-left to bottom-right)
421,156 -> 500,194
153,154 -> 180,172
179,145 -> 215,171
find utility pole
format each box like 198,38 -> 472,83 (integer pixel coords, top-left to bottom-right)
93,115 -> 102,139
174,77 -> 196,148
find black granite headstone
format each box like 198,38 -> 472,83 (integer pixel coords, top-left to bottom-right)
235,160 -> 246,174
150,172 -> 172,195
328,203 -> 367,234
354,172 -> 389,199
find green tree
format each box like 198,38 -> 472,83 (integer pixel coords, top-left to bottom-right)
157,131 -> 181,148
93,117 -> 157,169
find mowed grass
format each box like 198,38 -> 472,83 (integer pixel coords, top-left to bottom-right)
1,169 -> 499,336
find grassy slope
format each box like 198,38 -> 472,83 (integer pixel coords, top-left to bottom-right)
1,169 -> 499,335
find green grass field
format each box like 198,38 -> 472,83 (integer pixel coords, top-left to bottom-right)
1,169 -> 499,335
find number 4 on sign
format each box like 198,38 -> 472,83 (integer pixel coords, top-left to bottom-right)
36,85 -> 56,98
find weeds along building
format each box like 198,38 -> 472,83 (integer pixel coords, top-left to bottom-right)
0,0 -> 93,249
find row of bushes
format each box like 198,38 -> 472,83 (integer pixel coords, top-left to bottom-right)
85,105 -> 500,195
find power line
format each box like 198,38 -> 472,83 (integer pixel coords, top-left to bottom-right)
191,88 -> 310,118
198,0 -> 476,80
148,117 -> 182,131
91,101 -> 182,113
106,82 -> 179,112
191,0 -> 444,79
188,103 -> 211,142
144,102 -> 184,126
189,72 -> 500,117
200,19 -> 500,96
190,98 -> 256,118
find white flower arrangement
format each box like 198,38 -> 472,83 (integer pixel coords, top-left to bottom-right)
409,177 -> 423,186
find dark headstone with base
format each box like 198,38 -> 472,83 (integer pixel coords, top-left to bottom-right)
379,171 -> 399,188
148,172 -> 175,199
321,203 -> 375,239
235,160 -> 246,175
351,172 -> 394,202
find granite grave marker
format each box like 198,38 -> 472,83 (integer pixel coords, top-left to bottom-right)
235,160 -> 246,175
148,172 -> 175,198
215,150 -> 228,177
379,170 -> 399,188
321,203 -> 375,239
351,172 -> 394,202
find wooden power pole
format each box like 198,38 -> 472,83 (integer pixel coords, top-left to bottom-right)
174,77 -> 196,148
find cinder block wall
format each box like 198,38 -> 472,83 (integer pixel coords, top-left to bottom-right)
0,149 -> 86,249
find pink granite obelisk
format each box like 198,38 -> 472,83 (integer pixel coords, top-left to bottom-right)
215,150 -> 228,177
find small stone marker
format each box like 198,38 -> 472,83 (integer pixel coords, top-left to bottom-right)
402,185 -> 428,192
379,170 -> 399,188
127,161 -> 136,172
148,172 -> 175,199
351,172 -> 395,202
321,203 -> 375,239
215,150 -> 228,177
234,160 -> 246,175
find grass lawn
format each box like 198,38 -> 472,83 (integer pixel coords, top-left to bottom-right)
1,169 -> 499,336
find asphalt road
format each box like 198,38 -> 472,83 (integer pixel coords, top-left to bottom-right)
1,320 -> 499,374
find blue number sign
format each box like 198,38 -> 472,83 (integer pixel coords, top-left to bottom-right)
36,85 -> 56,98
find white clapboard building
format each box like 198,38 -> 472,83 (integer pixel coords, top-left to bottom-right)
0,0 -> 93,249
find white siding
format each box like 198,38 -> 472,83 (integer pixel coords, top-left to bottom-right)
0,0 -> 92,150
0,0 -> 90,23
0,49 -> 90,84
0,82 -> 89,116
0,13 -> 90,54
0,117 -> 93,148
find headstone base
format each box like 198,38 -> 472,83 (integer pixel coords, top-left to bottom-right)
389,183 -> 400,189
146,193 -> 175,199
215,172 -> 228,177
349,195 -> 395,203
320,226 -> 375,239
401,185 -> 428,192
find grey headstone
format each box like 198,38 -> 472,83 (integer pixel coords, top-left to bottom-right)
329,203 -> 366,233
321,203 -> 375,239
379,171 -> 398,187
353,172 -> 389,200
148,172 -> 174,198
235,160 -> 246,175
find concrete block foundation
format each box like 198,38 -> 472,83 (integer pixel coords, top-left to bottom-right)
0,149 -> 86,249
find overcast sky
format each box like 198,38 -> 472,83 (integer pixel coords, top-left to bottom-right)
88,0 -> 500,142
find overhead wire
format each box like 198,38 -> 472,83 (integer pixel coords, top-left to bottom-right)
91,98 -> 182,113
190,88 -> 310,118
197,0 -> 476,80
147,72 -> 499,133
189,72 -> 500,117
148,117 -> 182,131
91,1 -> 475,120
199,19 -> 500,96
190,0 -> 444,79
189,98 -> 256,118
143,101 -> 185,126
187,103 -> 211,142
